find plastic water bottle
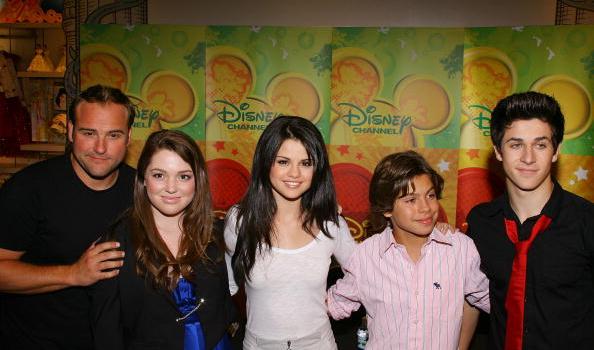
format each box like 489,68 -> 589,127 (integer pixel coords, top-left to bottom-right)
356,316 -> 368,349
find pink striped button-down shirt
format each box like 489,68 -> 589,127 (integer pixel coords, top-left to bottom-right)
327,226 -> 489,350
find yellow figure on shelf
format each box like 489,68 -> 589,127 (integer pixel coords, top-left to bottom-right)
42,46 -> 55,71
27,45 -> 54,72
55,46 -> 66,73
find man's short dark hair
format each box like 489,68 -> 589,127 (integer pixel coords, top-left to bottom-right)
68,85 -> 136,128
490,91 -> 565,151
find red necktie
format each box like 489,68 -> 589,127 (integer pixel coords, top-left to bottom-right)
503,215 -> 551,350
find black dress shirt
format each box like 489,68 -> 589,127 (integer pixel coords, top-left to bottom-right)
467,183 -> 594,350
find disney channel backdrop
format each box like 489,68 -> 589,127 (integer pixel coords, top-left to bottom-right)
80,24 -> 594,239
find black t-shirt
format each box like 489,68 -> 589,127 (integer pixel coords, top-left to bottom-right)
0,154 -> 134,350
467,183 -> 594,350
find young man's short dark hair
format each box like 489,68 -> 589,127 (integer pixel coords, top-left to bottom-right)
490,91 -> 565,151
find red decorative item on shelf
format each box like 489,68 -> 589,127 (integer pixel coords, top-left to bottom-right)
0,51 -> 30,156
0,0 -> 23,23
0,0 -> 62,24
0,93 -> 31,156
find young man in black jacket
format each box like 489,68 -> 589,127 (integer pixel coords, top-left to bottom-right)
467,91 -> 594,350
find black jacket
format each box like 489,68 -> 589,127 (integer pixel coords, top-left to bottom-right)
91,217 -> 236,350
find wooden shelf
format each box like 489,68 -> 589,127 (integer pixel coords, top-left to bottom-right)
17,71 -> 64,78
0,23 -> 61,29
0,165 -> 23,174
20,143 -> 65,153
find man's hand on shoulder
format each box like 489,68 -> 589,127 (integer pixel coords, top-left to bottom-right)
436,222 -> 457,235
0,243 -> 123,294
68,241 -> 124,286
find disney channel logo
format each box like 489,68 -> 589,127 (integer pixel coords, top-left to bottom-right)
214,100 -> 282,130
133,108 -> 160,128
467,104 -> 492,136
337,102 -> 412,135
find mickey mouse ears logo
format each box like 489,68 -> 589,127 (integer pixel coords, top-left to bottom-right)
205,46 -> 323,142
461,47 -> 591,148
81,45 -> 199,132
330,47 -> 453,147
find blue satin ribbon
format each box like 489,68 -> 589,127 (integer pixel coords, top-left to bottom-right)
172,278 -> 231,350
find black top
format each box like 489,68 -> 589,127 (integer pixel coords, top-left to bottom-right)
467,183 -> 594,350
0,155 -> 135,350
91,217 -> 236,350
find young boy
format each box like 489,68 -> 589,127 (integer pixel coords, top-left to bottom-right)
327,150 -> 489,349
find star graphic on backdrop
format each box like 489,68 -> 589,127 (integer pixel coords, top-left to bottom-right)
213,141 -> 225,152
531,35 -> 542,47
337,145 -> 350,156
546,46 -> 555,61
569,179 -> 576,186
437,159 -> 450,172
356,153 -> 364,160
466,149 -> 480,160
231,149 -> 238,156
574,166 -> 588,181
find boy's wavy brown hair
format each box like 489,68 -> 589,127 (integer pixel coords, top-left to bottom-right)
367,150 -> 444,235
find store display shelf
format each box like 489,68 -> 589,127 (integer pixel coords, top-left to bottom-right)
20,142 -> 65,153
17,71 -> 64,78
0,23 -> 61,29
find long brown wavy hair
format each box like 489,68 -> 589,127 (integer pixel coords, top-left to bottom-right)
132,130 -> 213,290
